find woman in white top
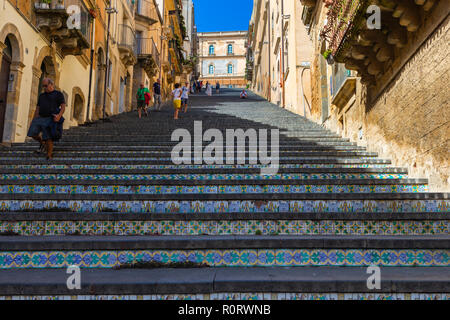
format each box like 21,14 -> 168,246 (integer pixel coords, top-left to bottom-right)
171,83 -> 183,119
206,82 -> 212,96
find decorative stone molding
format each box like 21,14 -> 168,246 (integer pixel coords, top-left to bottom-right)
34,7 -> 90,56
320,0 -> 441,85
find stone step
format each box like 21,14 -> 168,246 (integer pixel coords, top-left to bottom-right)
0,267 -> 448,298
0,158 -> 392,165
0,173 -> 410,181
60,134 -> 342,139
0,151 -> 379,158
0,165 -> 406,174
0,182 -> 429,194
5,145 -> 368,151
1,212 -> 448,236
0,177 -> 425,185
0,235 -> 447,268
0,195 -> 448,213
57,137 -> 352,143
15,141 -> 361,147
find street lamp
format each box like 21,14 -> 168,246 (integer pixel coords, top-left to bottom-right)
102,7 -> 118,121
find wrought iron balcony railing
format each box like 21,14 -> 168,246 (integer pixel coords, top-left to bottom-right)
136,37 -> 160,67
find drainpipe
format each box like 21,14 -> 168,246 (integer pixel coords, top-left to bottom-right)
102,7 -> 117,121
86,15 -> 95,122
267,0 -> 271,102
280,0 -> 285,108
160,0 -> 165,83
102,11 -> 111,121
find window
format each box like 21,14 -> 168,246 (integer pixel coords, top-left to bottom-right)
227,64 -> 233,74
209,45 -> 214,55
209,64 -> 214,74
227,44 -> 233,54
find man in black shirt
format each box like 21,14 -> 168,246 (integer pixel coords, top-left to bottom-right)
27,78 -> 66,160
153,79 -> 162,111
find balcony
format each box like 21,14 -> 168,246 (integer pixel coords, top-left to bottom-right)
320,0 -> 438,85
118,24 -> 137,66
33,0 -> 92,56
136,37 -> 160,77
331,66 -> 356,109
135,0 -> 159,25
299,0 -> 317,8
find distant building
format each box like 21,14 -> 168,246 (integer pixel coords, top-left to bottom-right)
197,31 -> 247,88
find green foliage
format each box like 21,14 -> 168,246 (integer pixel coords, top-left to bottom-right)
322,49 -> 332,59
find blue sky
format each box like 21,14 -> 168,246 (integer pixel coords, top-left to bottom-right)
193,0 -> 253,32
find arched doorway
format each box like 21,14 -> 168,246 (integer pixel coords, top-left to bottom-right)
28,47 -> 58,129
0,37 -> 12,141
73,94 -> 84,123
94,47 -> 105,120
0,24 -> 24,144
71,87 -> 85,125
38,56 -> 56,91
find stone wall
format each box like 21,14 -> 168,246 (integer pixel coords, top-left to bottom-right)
363,16 -> 450,192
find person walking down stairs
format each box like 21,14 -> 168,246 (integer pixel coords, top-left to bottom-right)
27,77 -> 65,160
206,82 -> 212,96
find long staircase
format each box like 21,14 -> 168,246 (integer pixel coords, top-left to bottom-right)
0,90 -> 448,300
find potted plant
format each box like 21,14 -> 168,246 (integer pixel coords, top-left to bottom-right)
40,0 -> 51,9
89,4 -> 99,18
55,0 -> 64,9
322,49 -> 332,59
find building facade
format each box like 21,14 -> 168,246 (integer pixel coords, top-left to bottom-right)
197,31 -> 247,88
248,0 -> 313,115
248,0 -> 449,191
0,0 -> 94,143
0,0 -> 189,143
91,0 -> 137,120
132,0 -> 162,108
181,0 -> 197,84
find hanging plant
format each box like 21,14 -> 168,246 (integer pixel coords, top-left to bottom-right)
322,49 -> 332,59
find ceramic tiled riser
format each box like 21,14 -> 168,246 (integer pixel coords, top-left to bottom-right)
1,220 -> 447,236
0,249 -> 447,268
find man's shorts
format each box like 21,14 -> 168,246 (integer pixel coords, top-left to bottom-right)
137,100 -> 146,109
27,117 -> 54,140
173,99 -> 182,109
181,98 -> 188,105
